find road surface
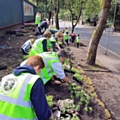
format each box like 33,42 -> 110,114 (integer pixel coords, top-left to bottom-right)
59,21 -> 120,56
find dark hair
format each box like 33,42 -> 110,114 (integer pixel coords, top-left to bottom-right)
57,49 -> 68,58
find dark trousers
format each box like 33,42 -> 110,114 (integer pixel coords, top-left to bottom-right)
21,48 -> 28,55
51,42 -> 56,52
77,43 -> 79,48
65,39 -> 69,45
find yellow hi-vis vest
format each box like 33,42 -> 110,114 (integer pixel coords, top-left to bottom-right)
29,37 -> 45,56
39,52 -> 60,84
76,36 -> 80,43
64,30 -> 69,40
0,73 -> 39,120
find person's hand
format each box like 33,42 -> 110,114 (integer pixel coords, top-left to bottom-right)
63,76 -> 71,83
53,80 -> 61,84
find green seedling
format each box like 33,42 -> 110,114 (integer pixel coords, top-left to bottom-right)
71,67 -> 79,73
80,97 -> 84,102
75,105 -> 81,111
75,91 -> 80,98
73,74 -> 83,82
71,83 -> 77,87
85,100 -> 89,105
75,86 -> 81,91
78,102 -> 82,106
70,95 -> 74,99
89,107 -> 93,111
71,113 -> 80,120
86,94 -> 90,101
84,106 -> 88,112
80,90 -> 84,95
66,114 -> 71,120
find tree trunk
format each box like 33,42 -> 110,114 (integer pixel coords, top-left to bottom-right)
48,11 -> 52,22
86,0 -> 112,65
55,9 -> 59,29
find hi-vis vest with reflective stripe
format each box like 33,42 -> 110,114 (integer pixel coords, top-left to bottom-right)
47,36 -> 56,49
49,36 -> 56,42
64,30 -> 69,40
0,73 -> 39,120
40,52 -> 60,84
76,36 -> 80,43
29,37 -> 45,56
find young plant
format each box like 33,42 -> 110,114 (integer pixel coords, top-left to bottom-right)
71,113 -> 80,120
88,107 -> 93,111
71,83 -> 77,87
71,67 -> 79,73
75,86 -> 81,91
84,106 -> 88,112
75,91 -> 80,98
46,95 -> 54,108
73,73 -> 83,82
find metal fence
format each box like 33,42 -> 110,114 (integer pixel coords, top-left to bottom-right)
0,0 -> 37,29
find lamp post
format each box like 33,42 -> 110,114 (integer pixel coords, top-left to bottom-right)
113,3 -> 117,28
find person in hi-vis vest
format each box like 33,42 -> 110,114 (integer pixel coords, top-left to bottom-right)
35,12 -> 41,26
76,34 -> 80,48
29,31 -> 51,56
0,55 -> 53,120
21,50 -> 70,85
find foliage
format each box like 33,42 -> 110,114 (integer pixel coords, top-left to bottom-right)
71,67 -> 79,74
59,9 -> 71,20
86,0 -> 112,65
73,73 -> 83,82
66,83 -> 93,113
64,0 -> 85,32
62,59 -> 71,70
46,95 -> 53,107
83,0 -> 101,22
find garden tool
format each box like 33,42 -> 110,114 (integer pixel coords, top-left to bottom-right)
54,110 -> 61,120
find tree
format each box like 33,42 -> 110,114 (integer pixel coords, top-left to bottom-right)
86,0 -> 112,65
83,0 -> 101,22
47,0 -> 64,29
65,0 -> 85,32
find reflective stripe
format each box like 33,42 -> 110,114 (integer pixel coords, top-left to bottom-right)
32,46 -> 43,53
0,75 -> 33,107
0,114 -> 38,120
40,53 -> 59,84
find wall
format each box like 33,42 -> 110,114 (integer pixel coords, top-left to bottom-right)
0,0 -> 37,29
0,0 -> 22,28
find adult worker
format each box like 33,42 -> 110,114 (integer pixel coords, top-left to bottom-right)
29,31 -> 51,56
37,20 -> 50,35
21,49 -> 70,85
63,27 -> 70,46
0,55 -> 52,120
35,12 -> 41,26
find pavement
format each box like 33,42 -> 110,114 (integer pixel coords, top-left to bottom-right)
61,21 -> 120,119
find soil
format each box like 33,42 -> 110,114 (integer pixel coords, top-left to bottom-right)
0,25 -> 119,120
45,72 -> 106,120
